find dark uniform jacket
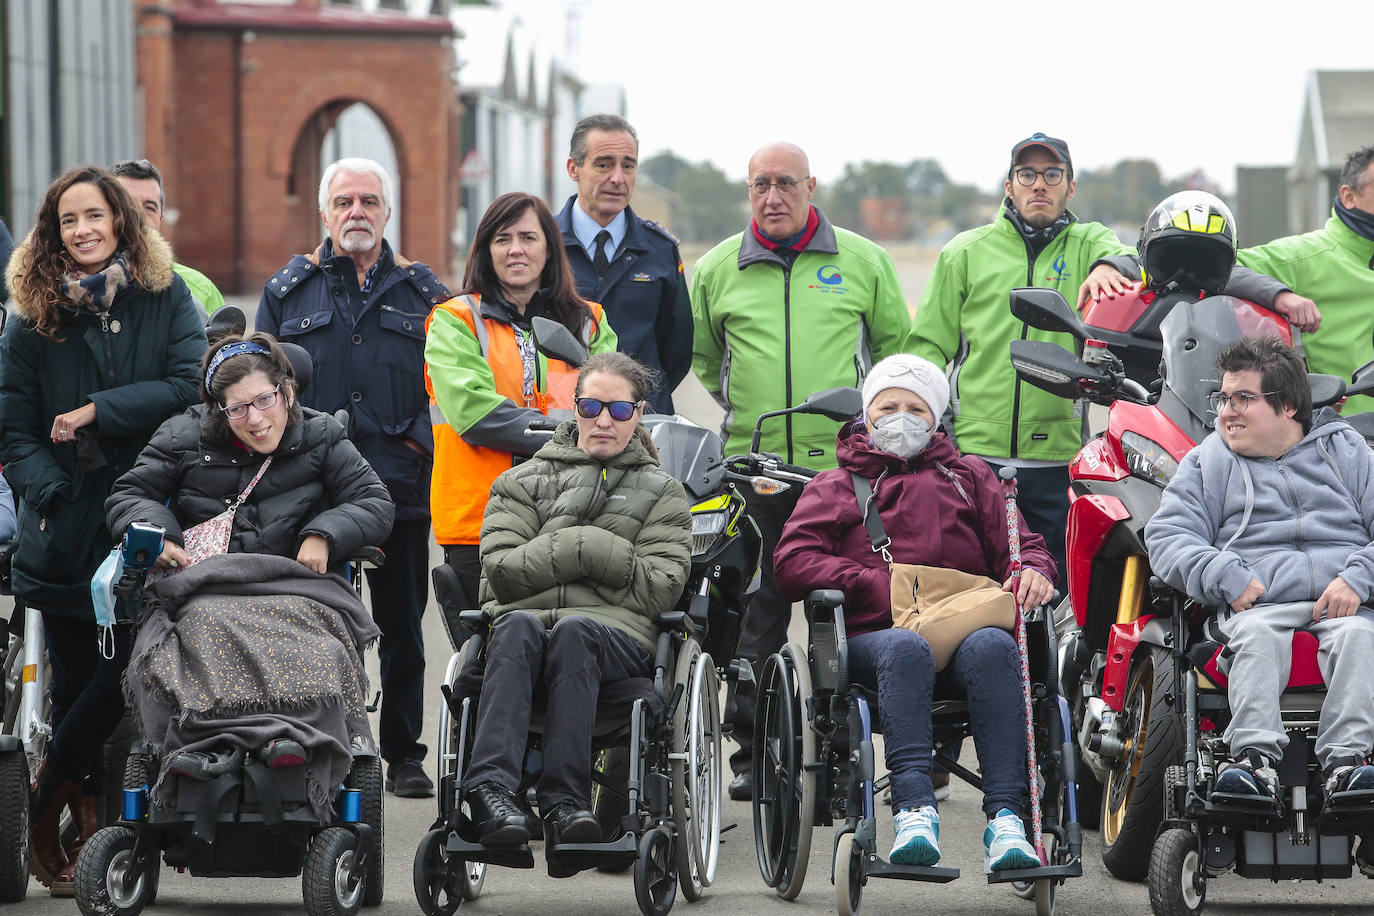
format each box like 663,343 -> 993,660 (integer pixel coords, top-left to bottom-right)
0,229 -> 207,613
257,239 -> 450,521
557,197 -> 692,414
106,408 -> 395,567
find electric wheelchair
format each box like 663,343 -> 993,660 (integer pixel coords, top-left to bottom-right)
413,602 -> 724,916
751,588 -> 1084,915
1144,583 -> 1374,915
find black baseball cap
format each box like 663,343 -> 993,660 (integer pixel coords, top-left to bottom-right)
1010,133 -> 1073,178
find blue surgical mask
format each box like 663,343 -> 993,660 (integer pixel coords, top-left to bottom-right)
870,412 -> 933,459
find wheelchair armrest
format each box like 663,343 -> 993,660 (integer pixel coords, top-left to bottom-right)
348,546 -> 386,568
656,610 -> 694,636
458,608 -> 492,631
804,590 -> 849,694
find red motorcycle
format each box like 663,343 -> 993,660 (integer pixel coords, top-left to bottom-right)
1005,283 -> 1333,880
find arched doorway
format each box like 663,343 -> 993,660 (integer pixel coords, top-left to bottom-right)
283,101 -> 402,258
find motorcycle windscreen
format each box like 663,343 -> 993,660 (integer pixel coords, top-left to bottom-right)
642,416 -> 725,501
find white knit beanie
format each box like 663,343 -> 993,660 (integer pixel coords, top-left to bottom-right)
861,354 -> 950,419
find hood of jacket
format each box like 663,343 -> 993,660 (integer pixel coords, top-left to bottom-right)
5,224 -> 177,320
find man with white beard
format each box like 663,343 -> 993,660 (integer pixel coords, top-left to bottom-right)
257,157 -> 451,798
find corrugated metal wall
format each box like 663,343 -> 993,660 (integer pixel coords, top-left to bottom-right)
4,0 -> 136,235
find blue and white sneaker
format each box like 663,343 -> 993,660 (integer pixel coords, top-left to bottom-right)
889,805 -> 940,866
983,808 -> 1039,873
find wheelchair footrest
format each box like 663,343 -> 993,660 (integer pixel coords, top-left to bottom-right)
1205,791 -> 1284,829
444,832 -> 536,869
1318,789 -> 1374,834
864,858 -> 960,883
545,832 -> 640,872
985,859 -> 1083,884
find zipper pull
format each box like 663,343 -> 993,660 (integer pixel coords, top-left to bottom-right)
99,312 -> 110,333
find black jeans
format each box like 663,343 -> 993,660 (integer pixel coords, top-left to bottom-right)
43,612 -> 131,785
465,613 -> 651,811
982,461 -> 1069,595
726,486 -> 802,775
364,517 -> 431,764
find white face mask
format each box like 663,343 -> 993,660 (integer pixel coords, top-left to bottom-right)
870,411 -> 933,459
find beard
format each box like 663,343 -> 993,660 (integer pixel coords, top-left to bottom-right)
337,220 -> 376,254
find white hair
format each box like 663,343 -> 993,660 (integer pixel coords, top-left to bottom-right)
318,157 -> 394,214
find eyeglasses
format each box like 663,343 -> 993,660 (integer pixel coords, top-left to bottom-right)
221,385 -> 282,420
1012,166 -> 1067,187
747,176 -> 809,196
1207,390 -> 1278,415
574,397 -> 641,421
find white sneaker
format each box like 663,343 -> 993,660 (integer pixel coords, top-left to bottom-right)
983,808 -> 1039,873
890,805 -> 940,866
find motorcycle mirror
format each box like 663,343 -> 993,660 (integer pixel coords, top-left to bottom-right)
1009,338 -> 1108,401
1346,360 -> 1374,399
800,386 -> 863,422
1010,287 -> 1088,341
531,316 -> 588,368
1309,373 -> 1347,409
206,305 -> 248,345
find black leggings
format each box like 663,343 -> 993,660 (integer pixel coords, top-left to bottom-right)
42,612 -> 131,786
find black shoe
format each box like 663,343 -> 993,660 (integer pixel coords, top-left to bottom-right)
728,771 -> 753,801
467,781 -> 532,845
169,747 -> 243,782
1214,749 -> 1280,801
258,738 -> 307,769
544,802 -> 600,845
386,758 -> 435,798
1325,759 -> 1374,797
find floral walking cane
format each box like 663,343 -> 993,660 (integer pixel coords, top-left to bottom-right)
998,466 -> 1046,865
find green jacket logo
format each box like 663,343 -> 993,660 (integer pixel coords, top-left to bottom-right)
811,265 -> 848,294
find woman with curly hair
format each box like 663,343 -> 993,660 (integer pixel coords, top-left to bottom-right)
0,165 -> 206,895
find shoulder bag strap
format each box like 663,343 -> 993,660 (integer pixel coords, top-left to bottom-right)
230,457 -> 273,511
849,470 -> 892,563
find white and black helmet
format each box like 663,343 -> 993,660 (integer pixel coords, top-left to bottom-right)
1138,191 -> 1237,295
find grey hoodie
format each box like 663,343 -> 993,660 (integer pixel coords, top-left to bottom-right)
1146,409 -> 1374,607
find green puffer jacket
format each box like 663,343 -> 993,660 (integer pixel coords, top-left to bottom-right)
908,204 -> 1130,462
691,207 -> 910,469
478,422 -> 692,652
1238,214 -> 1374,413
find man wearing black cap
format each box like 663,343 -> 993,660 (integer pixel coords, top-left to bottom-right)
908,133 -> 1133,591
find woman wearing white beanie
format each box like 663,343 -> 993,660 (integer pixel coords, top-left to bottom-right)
773,353 -> 1055,872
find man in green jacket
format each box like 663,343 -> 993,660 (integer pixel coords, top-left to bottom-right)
1238,145 -> 1374,412
692,141 -> 910,798
909,134 -> 1136,591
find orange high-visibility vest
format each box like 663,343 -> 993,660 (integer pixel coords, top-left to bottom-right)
425,294 -> 602,545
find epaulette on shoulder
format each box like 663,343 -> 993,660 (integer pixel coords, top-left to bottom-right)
399,263 -> 454,306
642,219 -> 681,248
265,255 -> 319,301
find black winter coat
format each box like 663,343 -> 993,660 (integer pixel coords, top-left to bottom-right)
0,229 -> 207,614
256,239 -> 450,522
105,408 -> 395,569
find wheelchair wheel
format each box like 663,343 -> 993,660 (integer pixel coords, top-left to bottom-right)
73,826 -> 152,916
671,639 -> 721,901
1101,647 -> 1181,881
460,857 -> 485,901
437,652 -> 463,820
355,755 -> 385,907
1034,832 -> 1058,916
834,831 -> 863,916
0,748 -> 28,902
752,642 -> 816,900
1148,827 -> 1205,916
412,827 -> 462,916
303,826 -> 364,916
633,825 -> 677,916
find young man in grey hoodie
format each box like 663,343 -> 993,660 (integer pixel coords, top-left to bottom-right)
1147,336 -> 1374,809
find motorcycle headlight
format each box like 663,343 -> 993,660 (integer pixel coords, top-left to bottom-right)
691,510 -> 728,557
1120,431 -> 1179,487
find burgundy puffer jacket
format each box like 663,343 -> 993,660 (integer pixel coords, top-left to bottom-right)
774,419 -> 1055,637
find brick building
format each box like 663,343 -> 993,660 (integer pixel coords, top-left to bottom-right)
135,0 -> 460,292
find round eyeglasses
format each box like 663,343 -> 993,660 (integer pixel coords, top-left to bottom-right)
1208,390 -> 1278,415
1012,166 -> 1067,187
574,397 -> 641,421
221,385 -> 282,420
747,176 -> 809,196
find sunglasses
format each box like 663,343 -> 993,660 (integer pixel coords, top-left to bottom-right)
574,397 -> 641,421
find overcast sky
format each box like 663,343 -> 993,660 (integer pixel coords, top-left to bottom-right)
505,0 -> 1367,194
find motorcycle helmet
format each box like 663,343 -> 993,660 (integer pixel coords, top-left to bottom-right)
1138,191 -> 1237,295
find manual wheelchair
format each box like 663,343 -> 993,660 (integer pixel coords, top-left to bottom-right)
1144,585 -> 1374,915
413,603 -> 724,916
751,588 -> 1084,915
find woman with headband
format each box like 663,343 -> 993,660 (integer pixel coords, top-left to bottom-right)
0,165 -> 206,894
